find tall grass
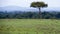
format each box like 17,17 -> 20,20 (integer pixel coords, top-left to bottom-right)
0,19 -> 60,34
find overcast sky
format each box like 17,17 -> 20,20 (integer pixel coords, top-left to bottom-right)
0,0 -> 60,7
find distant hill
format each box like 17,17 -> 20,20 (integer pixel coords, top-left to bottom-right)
0,6 -> 60,12
0,6 -> 38,12
42,7 -> 60,11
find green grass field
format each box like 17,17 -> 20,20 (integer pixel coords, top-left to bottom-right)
0,19 -> 60,34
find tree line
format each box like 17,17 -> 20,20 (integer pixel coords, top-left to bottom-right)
0,11 -> 60,19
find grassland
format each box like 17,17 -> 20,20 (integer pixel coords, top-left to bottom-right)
0,19 -> 60,34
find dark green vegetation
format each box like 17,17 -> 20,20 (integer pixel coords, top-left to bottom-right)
0,19 -> 60,34
0,11 -> 60,19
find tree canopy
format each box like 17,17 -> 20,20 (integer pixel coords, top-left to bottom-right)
30,2 -> 48,8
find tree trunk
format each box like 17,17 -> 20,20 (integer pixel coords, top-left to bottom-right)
38,8 -> 41,18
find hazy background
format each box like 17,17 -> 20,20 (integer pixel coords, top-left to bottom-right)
0,0 -> 60,19
0,0 -> 60,7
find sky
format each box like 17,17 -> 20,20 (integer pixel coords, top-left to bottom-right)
0,0 -> 60,8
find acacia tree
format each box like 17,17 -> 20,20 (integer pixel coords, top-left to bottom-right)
30,1 -> 48,18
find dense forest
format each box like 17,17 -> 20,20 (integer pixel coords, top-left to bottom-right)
0,11 -> 60,19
